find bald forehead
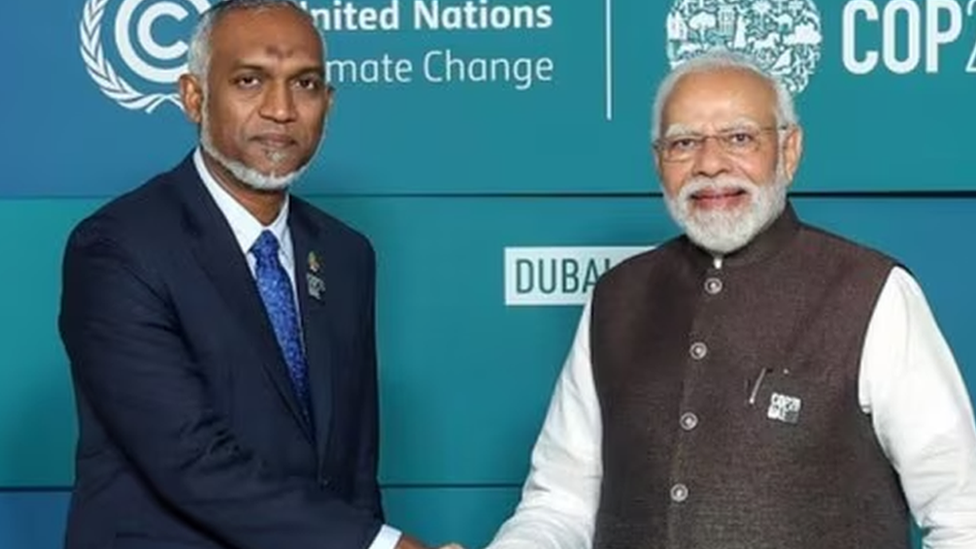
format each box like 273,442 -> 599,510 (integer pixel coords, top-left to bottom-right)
662,67 -> 778,134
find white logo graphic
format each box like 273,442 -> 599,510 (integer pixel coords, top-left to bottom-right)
666,0 -> 823,94
767,391 -> 802,424
504,246 -> 652,306
80,0 -> 210,113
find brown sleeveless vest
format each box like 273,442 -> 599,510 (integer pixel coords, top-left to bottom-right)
590,205 -> 909,549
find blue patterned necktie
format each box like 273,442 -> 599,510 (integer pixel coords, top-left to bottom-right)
251,230 -> 312,424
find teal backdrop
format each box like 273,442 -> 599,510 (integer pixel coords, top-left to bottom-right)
2,0 -> 976,547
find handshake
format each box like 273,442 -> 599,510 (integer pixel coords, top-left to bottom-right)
399,536 -> 466,549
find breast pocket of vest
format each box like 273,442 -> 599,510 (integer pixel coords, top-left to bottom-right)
747,366 -> 849,444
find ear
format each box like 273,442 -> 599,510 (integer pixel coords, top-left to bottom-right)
781,124 -> 804,185
323,85 -> 336,119
316,87 -> 334,139
179,74 -> 204,125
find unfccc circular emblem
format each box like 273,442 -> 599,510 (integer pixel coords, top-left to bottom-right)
80,0 -> 210,113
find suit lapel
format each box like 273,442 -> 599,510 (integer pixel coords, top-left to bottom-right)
290,205 -> 335,460
174,157 -> 314,442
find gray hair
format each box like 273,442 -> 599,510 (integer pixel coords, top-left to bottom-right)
651,50 -> 798,141
186,0 -> 317,79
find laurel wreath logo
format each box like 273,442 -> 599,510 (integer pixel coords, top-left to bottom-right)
79,0 -> 182,113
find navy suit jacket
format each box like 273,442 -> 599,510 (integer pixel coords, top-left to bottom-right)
59,154 -> 385,549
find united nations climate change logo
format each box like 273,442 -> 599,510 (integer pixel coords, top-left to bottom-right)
666,0 -> 823,94
79,0 -> 211,113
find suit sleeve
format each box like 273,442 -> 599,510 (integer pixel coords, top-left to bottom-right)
350,242 -> 385,521
59,218 -> 382,549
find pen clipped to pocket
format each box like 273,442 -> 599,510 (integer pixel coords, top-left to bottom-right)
747,366 -> 803,424
747,367 -> 771,406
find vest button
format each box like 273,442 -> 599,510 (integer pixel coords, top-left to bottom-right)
704,277 -> 723,295
680,412 -> 699,431
670,483 -> 689,502
689,342 -> 708,360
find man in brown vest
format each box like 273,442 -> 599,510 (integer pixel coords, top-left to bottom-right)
483,51 -> 976,549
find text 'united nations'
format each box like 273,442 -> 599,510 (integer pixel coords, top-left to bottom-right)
298,0 -> 554,31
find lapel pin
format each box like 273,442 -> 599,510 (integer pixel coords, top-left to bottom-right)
767,392 -> 802,424
306,272 -> 325,301
306,251 -> 324,300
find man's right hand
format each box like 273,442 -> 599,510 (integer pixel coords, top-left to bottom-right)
396,534 -> 465,549
395,534 -> 429,549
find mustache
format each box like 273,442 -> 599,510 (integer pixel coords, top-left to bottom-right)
678,176 -> 760,201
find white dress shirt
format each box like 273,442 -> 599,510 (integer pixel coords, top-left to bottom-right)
194,149 -> 402,549
194,149 -> 297,298
486,266 -> 976,549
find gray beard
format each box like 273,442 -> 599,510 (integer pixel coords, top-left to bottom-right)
199,104 -> 308,192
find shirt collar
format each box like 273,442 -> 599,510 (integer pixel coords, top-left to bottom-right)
193,147 -> 292,262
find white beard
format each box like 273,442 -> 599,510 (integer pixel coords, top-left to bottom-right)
664,167 -> 789,255
199,104 -> 307,192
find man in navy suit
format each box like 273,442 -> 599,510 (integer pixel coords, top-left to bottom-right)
58,2 -> 441,548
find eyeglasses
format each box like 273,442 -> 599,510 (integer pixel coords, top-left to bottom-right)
654,125 -> 789,163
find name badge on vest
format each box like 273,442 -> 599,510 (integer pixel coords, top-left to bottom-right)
306,251 -> 325,301
767,392 -> 802,424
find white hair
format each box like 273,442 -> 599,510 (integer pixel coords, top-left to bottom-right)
651,50 -> 798,141
186,0 -> 319,79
